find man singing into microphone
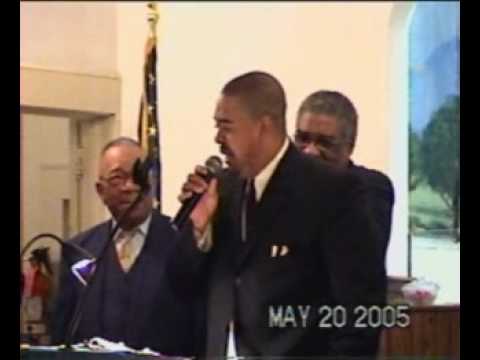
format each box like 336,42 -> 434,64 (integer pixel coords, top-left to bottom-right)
169,71 -> 386,358
52,137 -> 198,356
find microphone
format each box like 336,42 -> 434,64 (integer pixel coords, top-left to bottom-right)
172,156 -> 223,230
62,241 -> 96,263
132,156 -> 153,193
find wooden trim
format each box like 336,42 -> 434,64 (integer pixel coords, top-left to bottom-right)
379,304 -> 460,357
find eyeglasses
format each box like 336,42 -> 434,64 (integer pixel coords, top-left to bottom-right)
99,171 -> 135,188
294,130 -> 347,152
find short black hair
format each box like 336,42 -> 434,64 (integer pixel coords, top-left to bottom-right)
297,90 -> 358,148
222,71 -> 287,133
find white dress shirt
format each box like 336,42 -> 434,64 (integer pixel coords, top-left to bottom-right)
197,138 -> 290,253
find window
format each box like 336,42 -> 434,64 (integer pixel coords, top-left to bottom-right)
408,2 -> 460,303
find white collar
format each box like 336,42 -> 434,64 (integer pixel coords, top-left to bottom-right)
112,213 -> 152,240
253,137 -> 289,201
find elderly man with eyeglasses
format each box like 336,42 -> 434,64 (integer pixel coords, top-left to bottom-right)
51,137 -> 200,357
294,90 -> 395,261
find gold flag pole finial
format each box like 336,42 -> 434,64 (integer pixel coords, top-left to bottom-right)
147,2 -> 159,38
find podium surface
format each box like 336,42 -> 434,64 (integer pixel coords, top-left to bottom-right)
20,350 -> 457,360
21,348 -> 188,360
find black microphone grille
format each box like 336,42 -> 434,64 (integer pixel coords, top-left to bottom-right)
205,155 -> 223,175
132,156 -> 152,191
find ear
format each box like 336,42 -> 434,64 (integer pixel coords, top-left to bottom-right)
259,114 -> 274,133
95,181 -> 104,199
346,142 -> 355,156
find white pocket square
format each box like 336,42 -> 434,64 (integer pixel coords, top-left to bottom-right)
280,245 -> 289,257
271,245 -> 289,258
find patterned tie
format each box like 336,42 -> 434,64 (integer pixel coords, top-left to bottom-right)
117,229 -> 136,272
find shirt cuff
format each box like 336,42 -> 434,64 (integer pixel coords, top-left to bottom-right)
194,223 -> 213,253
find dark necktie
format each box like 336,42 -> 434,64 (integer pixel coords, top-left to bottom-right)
241,180 -> 257,243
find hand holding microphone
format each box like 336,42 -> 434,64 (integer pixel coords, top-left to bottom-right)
174,156 -> 223,234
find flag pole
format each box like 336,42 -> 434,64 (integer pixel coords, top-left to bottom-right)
147,2 -> 159,39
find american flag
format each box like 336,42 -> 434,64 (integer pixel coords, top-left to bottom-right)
138,3 -> 161,210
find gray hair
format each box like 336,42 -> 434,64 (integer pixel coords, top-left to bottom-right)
297,90 -> 358,148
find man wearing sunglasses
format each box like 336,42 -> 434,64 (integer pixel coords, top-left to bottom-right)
294,90 -> 394,260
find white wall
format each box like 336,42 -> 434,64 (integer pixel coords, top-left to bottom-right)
116,2 -> 407,274
387,3 -> 414,276
117,2 -> 394,209
21,2 -> 122,230
21,2 -> 409,275
20,2 -> 117,76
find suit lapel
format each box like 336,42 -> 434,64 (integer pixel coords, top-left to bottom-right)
78,221 -> 111,336
235,144 -> 297,271
127,213 -> 160,330
127,212 -> 159,338
84,221 -> 112,258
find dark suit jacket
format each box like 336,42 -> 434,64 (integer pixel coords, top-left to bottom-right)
168,143 -> 387,358
52,211 -> 199,356
348,161 -> 395,261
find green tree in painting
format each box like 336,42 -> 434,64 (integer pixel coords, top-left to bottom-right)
409,124 -> 423,191
420,95 -> 460,241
